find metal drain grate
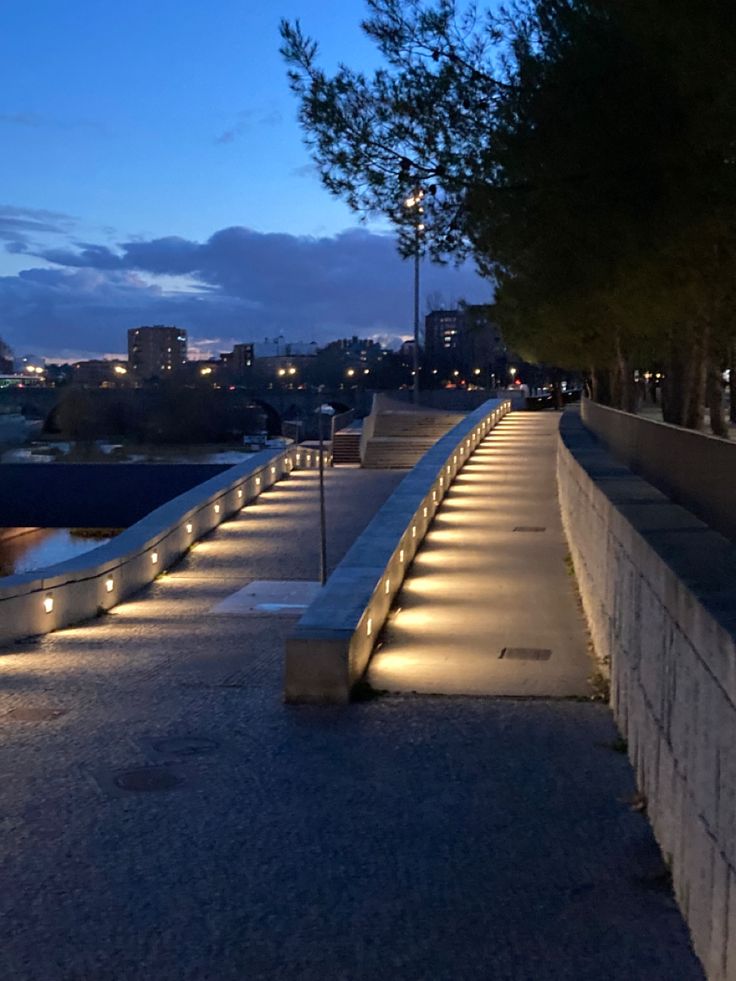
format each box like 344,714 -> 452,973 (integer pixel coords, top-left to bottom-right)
513,526 -> 546,533
499,647 -> 552,661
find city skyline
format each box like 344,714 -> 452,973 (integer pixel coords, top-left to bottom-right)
0,0 -> 493,360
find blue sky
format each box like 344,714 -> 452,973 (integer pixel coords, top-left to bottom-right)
0,0 -> 491,360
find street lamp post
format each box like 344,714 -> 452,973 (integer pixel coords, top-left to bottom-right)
316,403 -> 336,586
404,188 -> 425,405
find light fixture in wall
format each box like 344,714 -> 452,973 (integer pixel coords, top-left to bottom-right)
238,489 -> 243,499
214,503 -> 221,515
43,594 -> 54,614
385,579 -> 390,595
423,507 -> 428,518
400,549 -> 405,564
186,522 -> 193,534
271,466 -> 276,475
105,577 -> 114,593
366,617 -> 373,637
412,525 -> 416,539
151,551 -> 159,565
256,476 -> 261,487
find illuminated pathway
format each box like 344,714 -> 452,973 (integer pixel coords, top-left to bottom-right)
0,447 -> 702,980
369,412 -> 593,696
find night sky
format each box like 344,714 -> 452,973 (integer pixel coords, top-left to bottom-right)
1,0 -> 492,361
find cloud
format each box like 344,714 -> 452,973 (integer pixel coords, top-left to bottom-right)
0,223 -> 492,359
0,205 -> 76,247
214,106 -> 283,145
0,112 -> 45,127
0,112 -> 103,133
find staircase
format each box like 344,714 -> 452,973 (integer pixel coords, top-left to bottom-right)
331,428 -> 362,465
361,396 -> 466,468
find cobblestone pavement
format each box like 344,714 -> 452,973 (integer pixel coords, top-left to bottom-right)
0,465 -> 703,980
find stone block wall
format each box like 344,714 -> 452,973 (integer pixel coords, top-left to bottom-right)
557,412 -> 736,980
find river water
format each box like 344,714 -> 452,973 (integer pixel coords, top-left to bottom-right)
0,529 -> 119,578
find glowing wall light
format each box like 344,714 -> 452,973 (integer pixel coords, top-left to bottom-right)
43,594 -> 54,614
423,506 -> 428,518
385,579 -> 390,595
151,551 -> 159,565
412,525 -> 417,539
400,549 -> 405,563
238,488 -> 243,499
105,577 -> 114,593
186,522 -> 193,534
432,491 -> 436,502
271,466 -> 276,475
256,476 -> 261,487
366,617 -> 373,637
214,503 -> 221,514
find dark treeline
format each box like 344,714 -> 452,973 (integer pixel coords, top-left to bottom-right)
281,0 -> 736,434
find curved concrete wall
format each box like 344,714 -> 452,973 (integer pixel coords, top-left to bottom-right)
0,443 -> 327,649
558,411 -> 736,981
582,397 -> 736,543
285,398 -> 511,704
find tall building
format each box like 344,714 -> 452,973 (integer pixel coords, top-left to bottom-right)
424,306 -> 508,380
128,326 -> 187,379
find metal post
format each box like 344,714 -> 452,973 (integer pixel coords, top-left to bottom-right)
413,235 -> 420,405
318,410 -> 327,585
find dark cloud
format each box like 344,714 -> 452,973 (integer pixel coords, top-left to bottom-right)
0,112 -> 44,127
214,107 -> 283,145
1,224 -> 491,359
0,205 -> 75,247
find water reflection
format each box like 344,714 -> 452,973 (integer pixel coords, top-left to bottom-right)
1,441 -> 264,465
0,528 -> 119,577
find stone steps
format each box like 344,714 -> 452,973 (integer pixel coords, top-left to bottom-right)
362,437 -> 440,469
332,431 -> 362,465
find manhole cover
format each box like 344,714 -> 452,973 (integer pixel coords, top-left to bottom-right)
513,526 -> 546,532
499,647 -> 552,661
7,707 -> 67,721
113,767 -> 182,793
150,736 -> 219,757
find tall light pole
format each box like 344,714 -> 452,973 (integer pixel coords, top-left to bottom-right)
316,402 -> 335,586
404,188 -> 425,405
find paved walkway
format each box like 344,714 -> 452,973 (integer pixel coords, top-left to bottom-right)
369,413 -> 592,696
0,452 -> 703,980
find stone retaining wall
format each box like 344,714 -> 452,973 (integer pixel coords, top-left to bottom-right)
582,397 -> 736,543
558,411 -> 736,980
